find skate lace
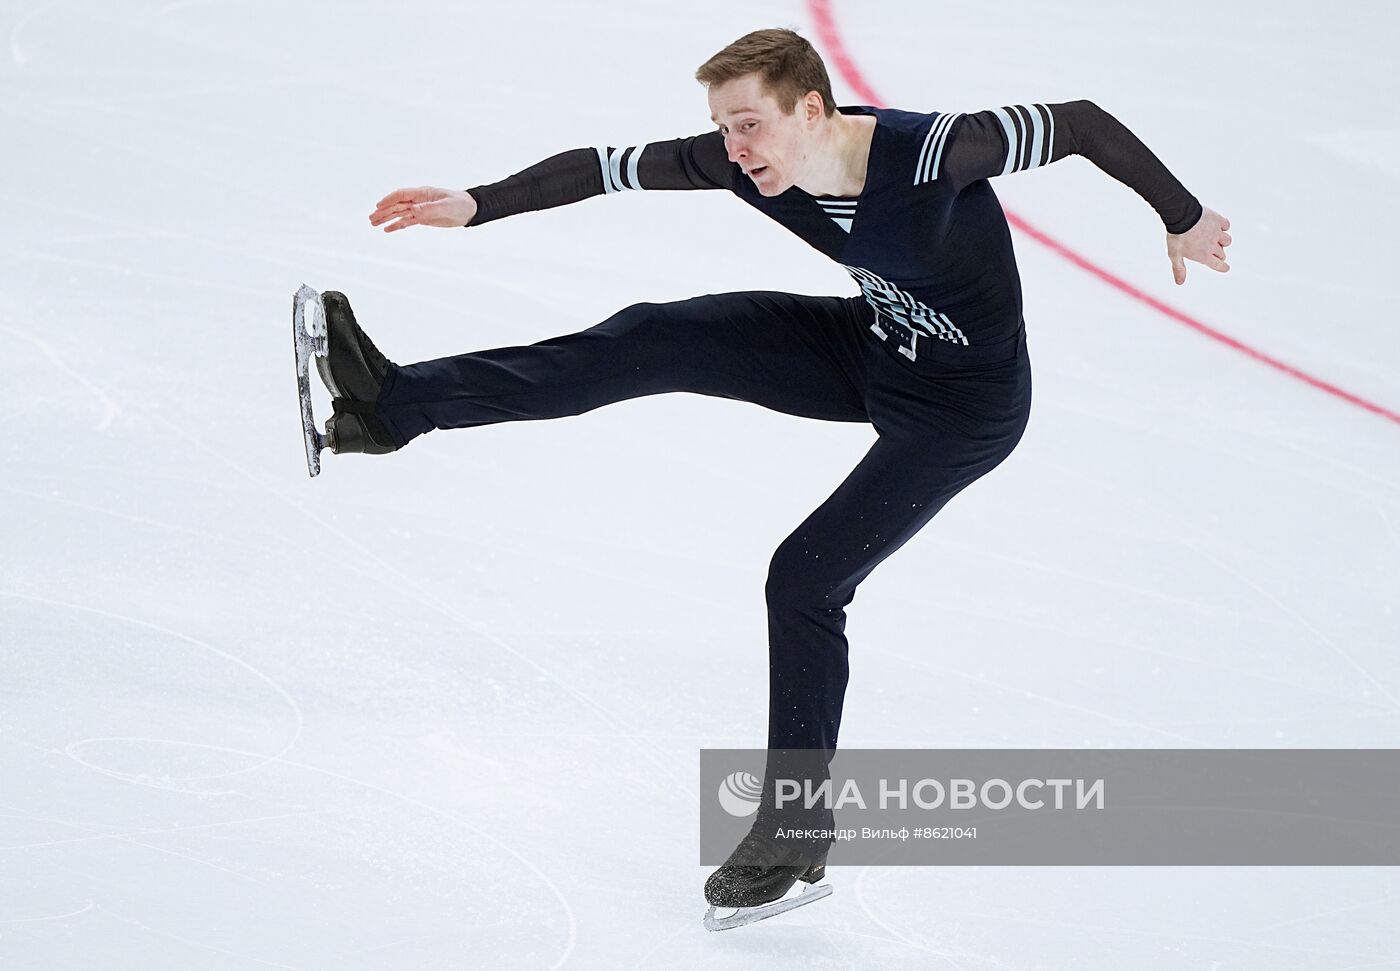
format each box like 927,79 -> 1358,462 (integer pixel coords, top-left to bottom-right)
358,334 -> 390,374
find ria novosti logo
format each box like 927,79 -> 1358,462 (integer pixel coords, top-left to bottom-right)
716,770 -> 762,817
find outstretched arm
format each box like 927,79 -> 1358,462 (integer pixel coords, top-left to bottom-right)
368,131 -> 735,233
939,100 -> 1231,284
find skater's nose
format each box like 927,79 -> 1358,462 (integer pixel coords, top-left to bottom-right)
725,135 -> 748,164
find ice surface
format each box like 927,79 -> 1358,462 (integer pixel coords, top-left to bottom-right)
2,0 -> 1398,968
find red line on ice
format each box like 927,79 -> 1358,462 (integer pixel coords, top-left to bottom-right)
808,0 -> 1400,426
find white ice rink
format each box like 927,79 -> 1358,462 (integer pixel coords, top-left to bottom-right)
3,0 -> 1399,967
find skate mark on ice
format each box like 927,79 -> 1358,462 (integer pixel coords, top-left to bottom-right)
96,903 -> 311,971
47,809 -> 262,883
825,925 -> 1040,967
8,0 -> 58,66
0,807 -> 333,853
148,413 -> 695,798
936,529 -> 1282,629
158,0 -> 230,16
1373,499 -> 1400,548
627,922 -> 692,969
5,90 -> 488,274
908,575 -> 1391,714
0,188 -> 330,297
0,900 -> 94,925
851,867 -> 975,969
856,895 -> 1400,965
31,72 -> 336,110
863,642 -> 1218,746
1051,395 -> 1400,499
63,738 -> 579,971
1251,889 -> 1400,934
817,926 -> 859,971
0,322 -> 118,431
0,401 -> 39,427
0,483 -> 266,555
0,243 -> 268,298
940,458 -> 1400,718
859,574 -> 1230,744
1107,484 -> 1398,714
1047,459 -> 1400,713
0,101 -> 340,245
0,591 -> 305,791
45,228 -> 173,246
276,239 -> 577,319
851,867 -> 1073,971
1181,538 -> 1400,712
0,797 -> 266,884
1126,708 -> 1398,735
1259,431 -> 1400,496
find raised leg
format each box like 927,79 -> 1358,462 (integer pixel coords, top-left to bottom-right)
372,291 -> 873,447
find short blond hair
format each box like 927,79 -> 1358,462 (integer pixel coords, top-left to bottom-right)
695,28 -> 836,118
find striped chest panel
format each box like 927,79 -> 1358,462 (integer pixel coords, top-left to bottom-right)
815,198 -> 858,233
842,264 -> 968,360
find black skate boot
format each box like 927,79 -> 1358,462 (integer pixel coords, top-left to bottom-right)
315,291 -> 398,455
702,808 -> 834,930
704,823 -> 831,908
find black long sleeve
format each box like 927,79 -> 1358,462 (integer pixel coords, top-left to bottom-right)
940,100 -> 1202,234
466,131 -> 733,226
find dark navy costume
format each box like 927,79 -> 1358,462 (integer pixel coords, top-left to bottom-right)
372,100 -> 1200,763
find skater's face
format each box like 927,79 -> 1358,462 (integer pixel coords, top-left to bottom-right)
708,73 -> 825,197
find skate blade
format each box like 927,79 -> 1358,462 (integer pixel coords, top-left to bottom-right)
292,284 -> 328,477
702,881 -> 833,932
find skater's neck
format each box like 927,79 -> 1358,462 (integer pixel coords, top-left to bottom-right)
795,111 -> 875,199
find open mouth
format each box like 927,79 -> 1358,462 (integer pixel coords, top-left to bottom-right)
749,166 -> 768,178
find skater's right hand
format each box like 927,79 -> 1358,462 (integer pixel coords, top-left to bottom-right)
369,187 -> 478,232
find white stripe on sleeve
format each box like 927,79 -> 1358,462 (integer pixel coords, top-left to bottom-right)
914,111 -> 960,185
608,149 -> 626,193
1022,105 -> 1043,172
595,146 -> 645,193
990,107 -> 1019,176
595,146 -> 616,193
928,112 -> 962,182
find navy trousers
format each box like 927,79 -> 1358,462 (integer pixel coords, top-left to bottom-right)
374,291 -> 1031,759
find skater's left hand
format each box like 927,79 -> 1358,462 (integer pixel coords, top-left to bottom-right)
1167,206 -> 1231,285
369,186 -> 478,232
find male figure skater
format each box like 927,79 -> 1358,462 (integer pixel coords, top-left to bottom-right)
310,28 -> 1231,921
